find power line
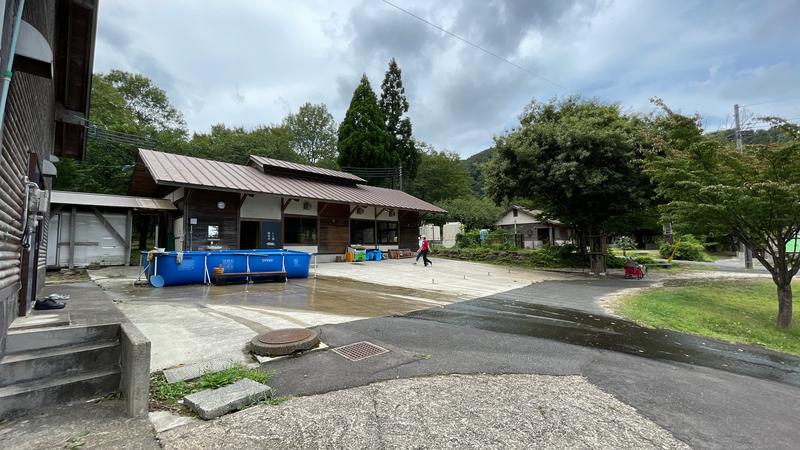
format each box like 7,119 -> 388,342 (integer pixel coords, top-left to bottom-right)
381,0 -> 568,91
742,96 -> 800,107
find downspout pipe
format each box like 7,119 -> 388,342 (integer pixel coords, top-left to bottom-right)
0,0 -> 26,136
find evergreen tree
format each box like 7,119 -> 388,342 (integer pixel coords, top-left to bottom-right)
337,74 -> 396,175
379,58 -> 420,185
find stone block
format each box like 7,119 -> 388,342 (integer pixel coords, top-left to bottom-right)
183,378 -> 272,420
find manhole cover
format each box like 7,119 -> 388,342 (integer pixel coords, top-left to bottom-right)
332,341 -> 389,362
250,328 -> 320,356
258,328 -> 314,345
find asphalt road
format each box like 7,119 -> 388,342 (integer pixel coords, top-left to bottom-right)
264,288 -> 800,449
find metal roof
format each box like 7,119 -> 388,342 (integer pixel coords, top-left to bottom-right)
51,190 -> 177,210
137,149 -> 445,213
249,155 -> 366,183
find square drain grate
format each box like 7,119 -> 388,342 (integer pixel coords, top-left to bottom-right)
332,341 -> 389,362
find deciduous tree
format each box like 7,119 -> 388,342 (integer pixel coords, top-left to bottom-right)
646,112 -> 800,328
410,143 -> 471,203
485,97 -> 648,274
283,102 -> 338,166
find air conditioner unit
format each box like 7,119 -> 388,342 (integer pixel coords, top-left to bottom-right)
303,201 -> 312,210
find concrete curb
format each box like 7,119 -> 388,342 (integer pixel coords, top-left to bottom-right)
120,321 -> 151,418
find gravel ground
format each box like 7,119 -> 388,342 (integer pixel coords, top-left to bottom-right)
159,374 -> 688,449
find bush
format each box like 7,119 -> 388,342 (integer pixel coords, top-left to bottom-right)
455,230 -> 481,248
484,228 -> 514,249
433,243 -> 587,268
659,235 -> 707,261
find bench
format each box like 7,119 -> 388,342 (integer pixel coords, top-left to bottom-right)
211,271 -> 288,285
388,249 -> 416,259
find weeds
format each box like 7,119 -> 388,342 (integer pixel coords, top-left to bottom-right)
150,365 -> 274,411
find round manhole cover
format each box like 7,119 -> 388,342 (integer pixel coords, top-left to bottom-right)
258,328 -> 315,345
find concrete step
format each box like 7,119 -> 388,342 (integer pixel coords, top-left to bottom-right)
5,323 -> 120,353
0,340 -> 120,387
184,378 -> 272,420
0,368 -> 121,419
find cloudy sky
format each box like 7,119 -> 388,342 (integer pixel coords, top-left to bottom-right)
94,0 -> 800,157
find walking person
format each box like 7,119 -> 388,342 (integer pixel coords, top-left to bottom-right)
420,236 -> 432,267
414,235 -> 423,265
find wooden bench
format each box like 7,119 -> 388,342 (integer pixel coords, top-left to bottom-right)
211,271 -> 288,285
388,249 -> 416,259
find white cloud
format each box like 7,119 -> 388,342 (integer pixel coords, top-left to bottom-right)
94,0 -> 800,156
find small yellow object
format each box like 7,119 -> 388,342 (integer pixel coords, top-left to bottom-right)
667,239 -> 681,264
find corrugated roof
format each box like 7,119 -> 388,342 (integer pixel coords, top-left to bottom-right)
137,149 -> 445,213
249,155 -> 366,183
51,191 -> 177,210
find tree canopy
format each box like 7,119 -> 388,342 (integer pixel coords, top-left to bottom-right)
283,102 -> 338,167
645,112 -> 800,328
410,143 -> 471,203
430,196 -> 502,231
485,97 -> 649,272
189,124 -> 299,165
337,74 -> 396,174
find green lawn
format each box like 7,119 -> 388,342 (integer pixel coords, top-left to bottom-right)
618,279 -> 800,356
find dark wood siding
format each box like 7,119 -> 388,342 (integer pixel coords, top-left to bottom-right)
318,202 -> 349,254
0,0 -> 59,354
398,210 -> 419,249
184,189 -> 240,250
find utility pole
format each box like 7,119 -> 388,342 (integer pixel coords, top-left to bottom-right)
734,103 -> 753,269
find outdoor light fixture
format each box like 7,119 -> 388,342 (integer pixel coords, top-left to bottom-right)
217,201 -> 226,209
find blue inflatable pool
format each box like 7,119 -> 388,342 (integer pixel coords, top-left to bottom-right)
141,249 -> 312,287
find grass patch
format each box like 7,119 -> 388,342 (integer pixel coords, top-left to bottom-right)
618,279 -> 800,355
150,365 -> 273,412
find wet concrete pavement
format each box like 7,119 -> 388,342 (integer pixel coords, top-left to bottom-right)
90,267 -> 465,370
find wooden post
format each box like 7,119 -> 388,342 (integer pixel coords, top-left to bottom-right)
125,210 -> 133,266
68,206 -> 76,269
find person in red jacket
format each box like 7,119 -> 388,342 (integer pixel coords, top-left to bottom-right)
420,236 -> 432,267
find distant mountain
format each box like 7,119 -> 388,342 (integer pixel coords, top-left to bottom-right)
706,127 -> 791,145
461,147 -> 494,197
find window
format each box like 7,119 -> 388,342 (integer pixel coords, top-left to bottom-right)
512,209 -> 518,217
284,216 -> 317,245
350,219 -> 375,245
378,222 -> 398,244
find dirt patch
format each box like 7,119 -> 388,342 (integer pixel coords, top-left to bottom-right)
45,269 -> 91,284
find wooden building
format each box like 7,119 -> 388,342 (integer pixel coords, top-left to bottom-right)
128,149 -> 444,261
496,205 -> 573,248
0,0 -> 99,357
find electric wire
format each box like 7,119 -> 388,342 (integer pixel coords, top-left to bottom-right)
381,0 -> 568,91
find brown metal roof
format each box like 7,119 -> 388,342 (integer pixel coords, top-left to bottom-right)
51,190 -> 177,210
249,155 -> 366,183
137,149 -> 445,213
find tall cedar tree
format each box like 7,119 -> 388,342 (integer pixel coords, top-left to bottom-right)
379,59 -> 420,184
337,75 -> 396,176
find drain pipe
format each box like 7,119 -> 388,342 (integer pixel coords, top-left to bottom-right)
0,0 -> 26,136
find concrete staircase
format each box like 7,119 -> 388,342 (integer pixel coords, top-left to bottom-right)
0,324 -> 123,418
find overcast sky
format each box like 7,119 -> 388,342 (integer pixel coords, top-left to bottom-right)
94,0 -> 800,157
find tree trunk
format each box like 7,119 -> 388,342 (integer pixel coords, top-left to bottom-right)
777,282 -> 793,329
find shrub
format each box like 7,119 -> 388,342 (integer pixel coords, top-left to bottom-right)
659,235 -> 707,261
455,230 -> 481,248
484,228 -> 514,248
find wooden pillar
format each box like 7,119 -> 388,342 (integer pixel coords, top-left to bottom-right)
125,210 -> 133,266
550,226 -> 555,244
68,206 -> 77,269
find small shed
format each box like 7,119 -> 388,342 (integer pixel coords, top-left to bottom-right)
47,191 -> 176,268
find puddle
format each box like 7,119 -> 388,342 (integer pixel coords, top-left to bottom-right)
99,275 -> 463,319
406,297 -> 800,387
